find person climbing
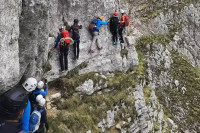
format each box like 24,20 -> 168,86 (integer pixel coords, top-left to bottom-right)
0,87 -> 28,133
21,77 -> 38,133
30,96 -> 49,133
53,26 -> 74,71
89,16 -> 109,53
110,12 -> 120,45
70,19 -> 82,60
119,9 -> 128,43
29,80 -> 48,105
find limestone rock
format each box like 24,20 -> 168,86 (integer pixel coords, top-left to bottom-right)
50,92 -> 61,99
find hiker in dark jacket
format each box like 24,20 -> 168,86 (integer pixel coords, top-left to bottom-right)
70,19 -> 82,60
110,12 -> 119,45
0,87 -> 28,133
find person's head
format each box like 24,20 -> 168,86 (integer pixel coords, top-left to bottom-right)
113,12 -> 118,16
0,87 -> 28,120
22,77 -> 37,93
59,26 -> 64,32
98,16 -> 103,21
74,19 -> 79,24
37,97 -> 46,108
120,9 -> 125,15
37,81 -> 44,89
36,95 -> 43,103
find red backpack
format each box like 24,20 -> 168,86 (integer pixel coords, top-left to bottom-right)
124,15 -> 129,26
60,30 -> 71,46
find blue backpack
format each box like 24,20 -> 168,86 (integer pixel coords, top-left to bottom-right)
29,107 -> 44,133
89,19 -> 99,31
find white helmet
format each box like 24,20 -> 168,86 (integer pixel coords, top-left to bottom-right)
38,98 -> 46,107
22,77 -> 37,92
37,81 -> 44,89
36,95 -> 43,102
120,9 -> 125,14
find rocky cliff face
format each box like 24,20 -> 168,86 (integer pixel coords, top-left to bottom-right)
0,0 -> 138,90
1,0 -> 200,133
0,0 -> 21,89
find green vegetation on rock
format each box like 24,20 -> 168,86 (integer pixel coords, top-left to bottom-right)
156,52 -> 200,130
135,34 -> 171,51
135,0 -> 199,22
49,72 -> 138,133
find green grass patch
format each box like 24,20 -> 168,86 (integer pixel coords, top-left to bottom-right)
135,34 -> 171,51
143,86 -> 151,104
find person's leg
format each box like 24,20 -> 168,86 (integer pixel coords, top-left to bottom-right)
115,28 -> 119,44
119,27 -> 124,43
64,45 -> 69,70
111,31 -> 115,44
96,35 -> 102,50
113,30 -> 118,43
90,36 -> 97,52
77,40 -> 80,59
73,41 -> 77,59
59,46 -> 64,71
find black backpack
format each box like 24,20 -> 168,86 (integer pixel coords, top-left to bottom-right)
110,17 -> 119,28
29,91 -> 40,104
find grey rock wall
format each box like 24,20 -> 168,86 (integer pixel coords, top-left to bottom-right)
0,0 -> 22,90
0,0 -> 138,90
44,0 -> 138,81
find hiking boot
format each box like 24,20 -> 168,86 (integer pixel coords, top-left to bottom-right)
98,47 -> 103,50
116,42 -> 120,44
90,50 -> 95,53
120,40 -> 124,43
113,42 -> 116,45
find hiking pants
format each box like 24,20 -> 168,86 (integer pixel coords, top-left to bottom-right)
73,40 -> 80,59
59,45 -> 69,71
119,26 -> 125,42
111,29 -> 118,43
91,34 -> 101,50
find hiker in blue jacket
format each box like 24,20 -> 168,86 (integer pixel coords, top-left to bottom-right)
29,80 -> 48,105
90,16 -> 109,53
21,77 -> 38,133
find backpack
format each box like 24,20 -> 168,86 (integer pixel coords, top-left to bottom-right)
71,25 -> 80,40
29,91 -> 40,104
120,15 -> 129,27
29,107 -> 44,133
89,19 -> 99,31
124,15 -> 129,26
59,30 -> 71,46
110,17 -> 119,28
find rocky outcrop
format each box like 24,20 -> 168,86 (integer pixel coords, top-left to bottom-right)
0,0 -> 138,90
0,0 -> 22,90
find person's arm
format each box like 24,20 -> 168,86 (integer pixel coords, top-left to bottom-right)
39,85 -> 48,96
21,100 -> 31,132
79,25 -> 82,29
120,16 -> 125,25
99,20 -> 108,25
54,34 -> 62,48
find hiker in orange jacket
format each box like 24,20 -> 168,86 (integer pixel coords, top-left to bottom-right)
119,10 -> 126,43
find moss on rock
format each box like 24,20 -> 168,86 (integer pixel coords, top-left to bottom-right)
156,52 -> 200,130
